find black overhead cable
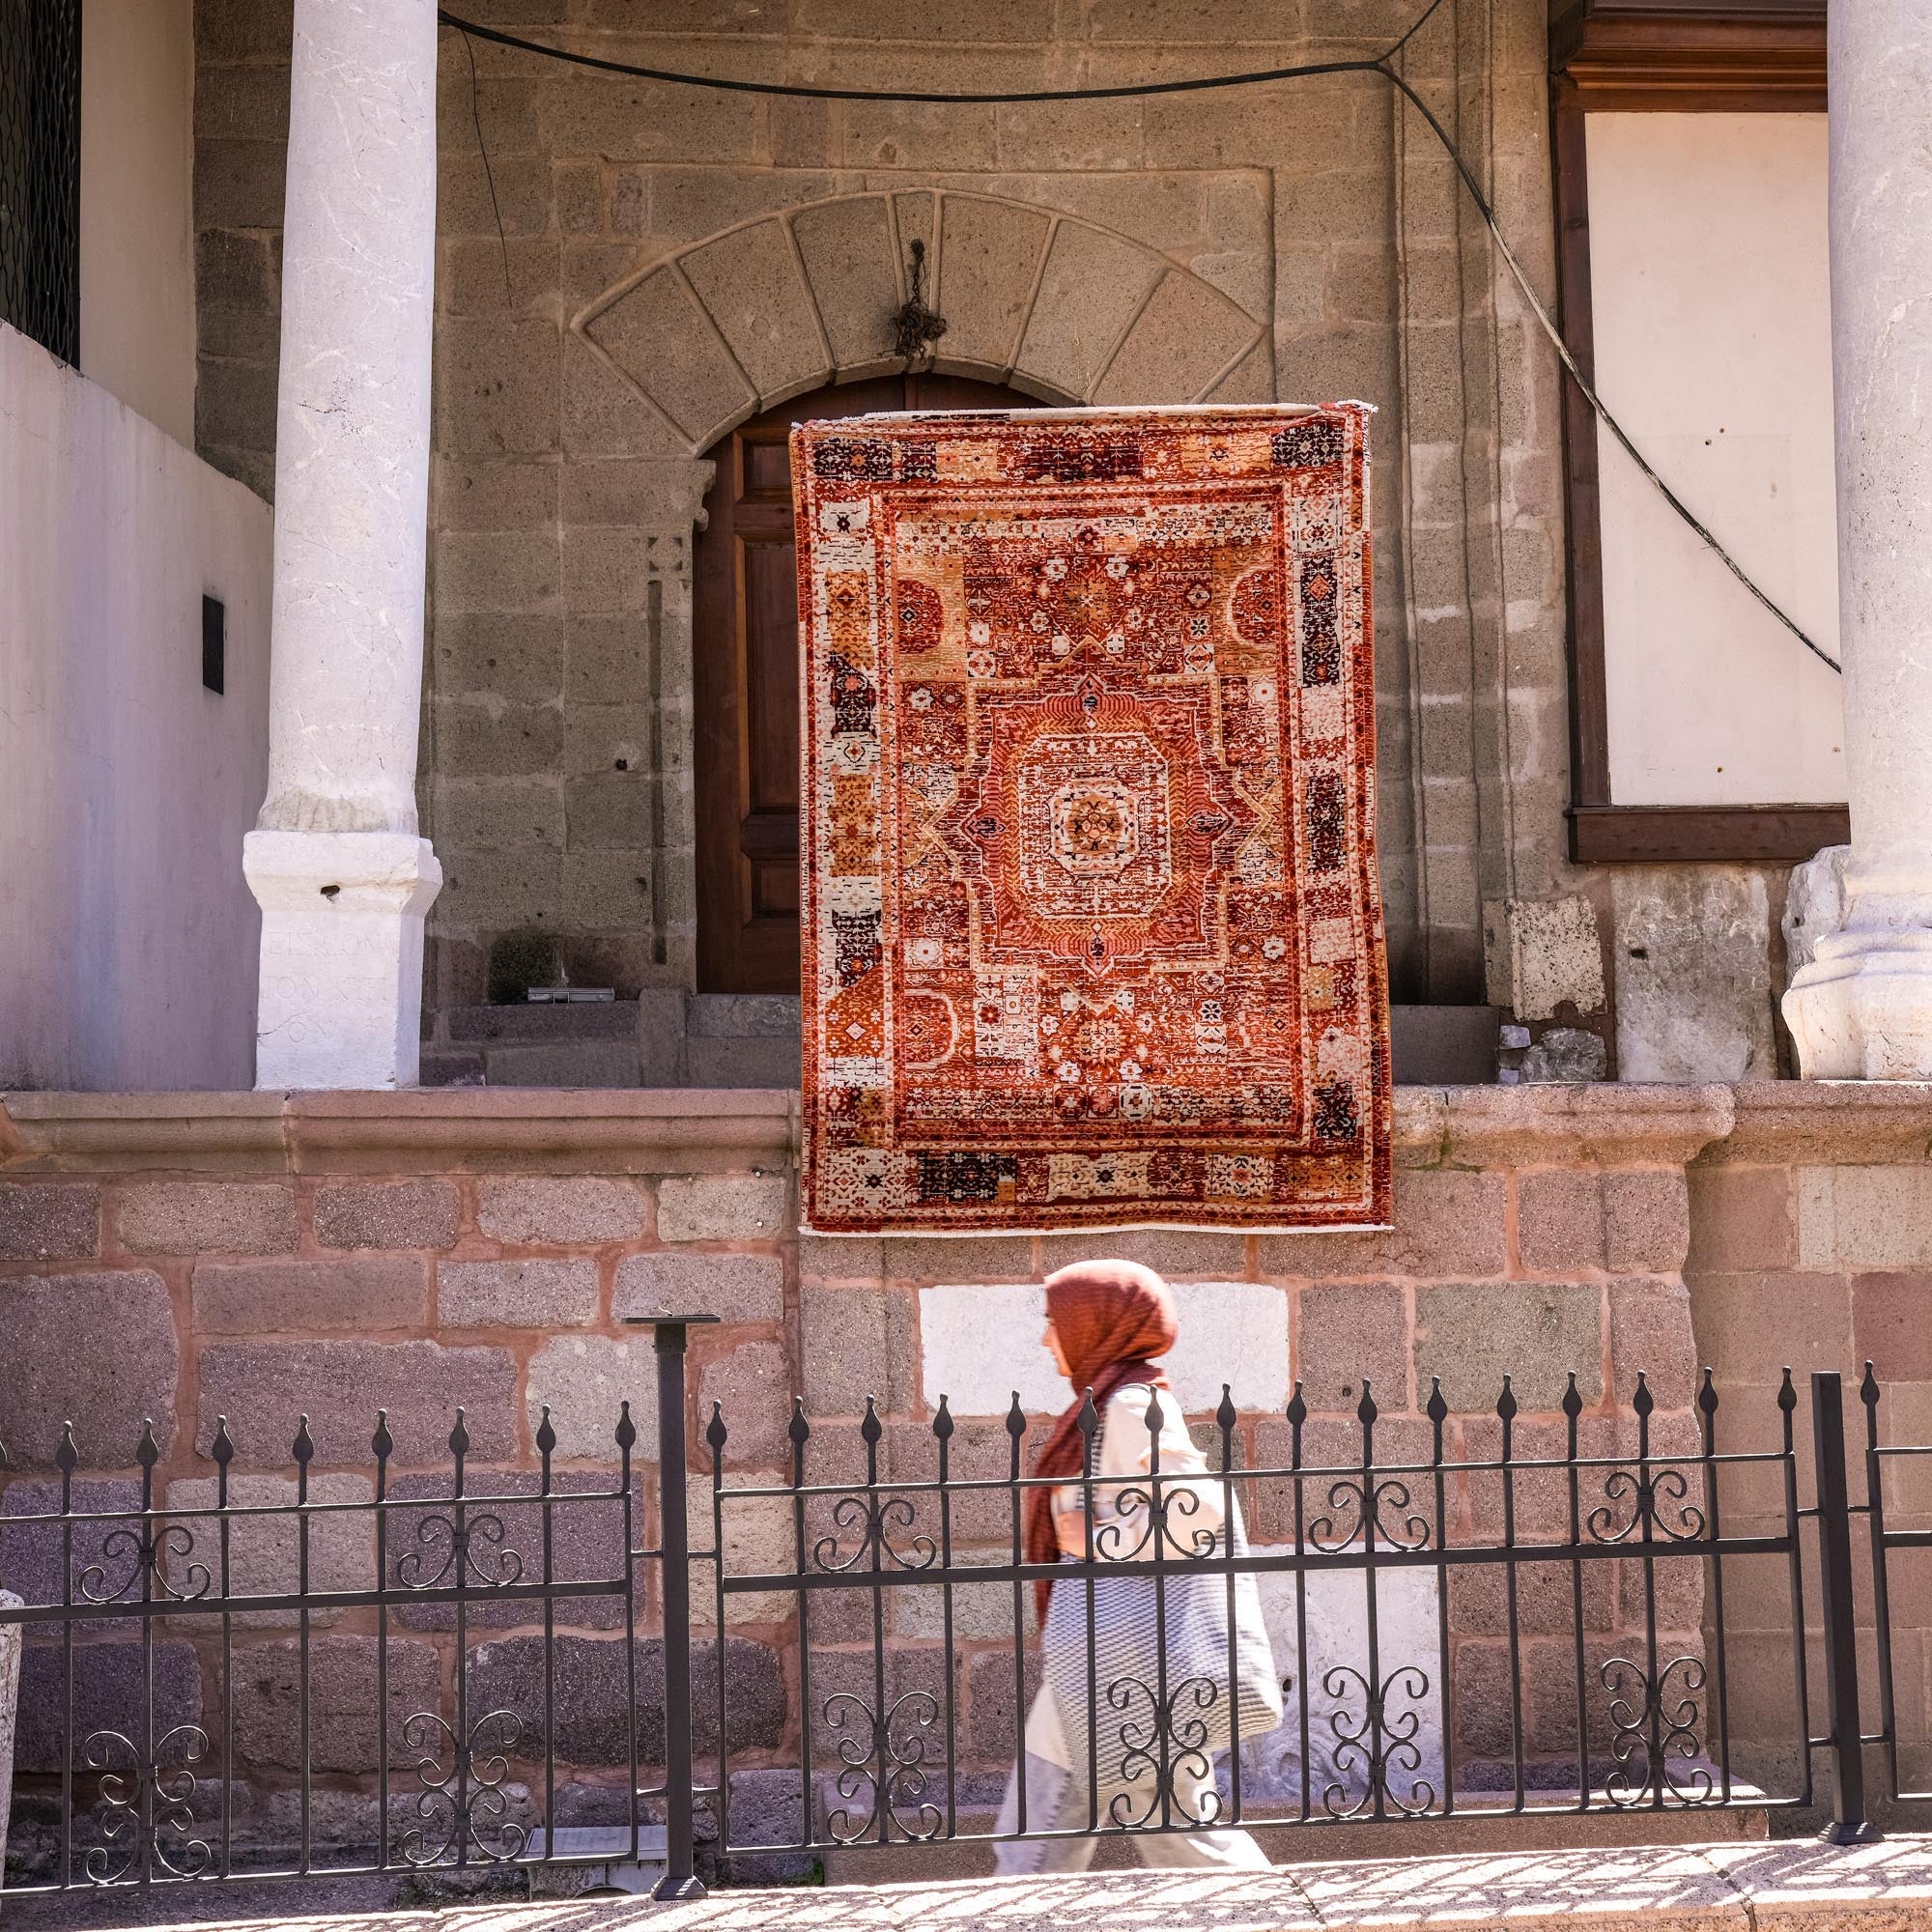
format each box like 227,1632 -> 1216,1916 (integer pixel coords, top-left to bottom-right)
437,3 -> 1840,676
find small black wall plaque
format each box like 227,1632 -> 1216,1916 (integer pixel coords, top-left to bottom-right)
202,594 -> 225,695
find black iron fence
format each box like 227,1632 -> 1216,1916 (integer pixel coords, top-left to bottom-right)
1,1320 -> 1925,1905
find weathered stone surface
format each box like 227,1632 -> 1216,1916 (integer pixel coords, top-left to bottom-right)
791,195 -> 900,372
197,1341 -> 520,1466
1517,1170 -> 1606,1273
231,1634 -> 440,1772
0,1184 -> 99,1262
1037,1227 -> 1248,1279
314,1179 -> 463,1251
15,1639 -> 201,1774
0,1480 -> 144,1628
1603,1169 -> 1691,1274
681,218 -> 823,399
526,1335 -> 659,1461
587,267 -> 753,447
965,1644 -> 1039,1760
1295,1280 -> 1408,1413
1414,1281 -> 1605,1412
1014,222 -> 1158,400
802,1285 -> 917,1416
0,1271 -> 179,1466
118,1182 -> 297,1256
435,315 -> 560,457
1853,1273 -> 1932,1380
689,1480 -> 792,1625
440,1257 -> 600,1328
1612,867 -> 1776,1082
165,1473 -> 375,1627
698,1342 -> 791,1469
1607,1280 -> 1700,1402
614,1250 -> 783,1325
1687,1164 -> 1796,1273
1260,1169 -> 1508,1281
1690,1270 -> 1852,1382
1519,1026 -> 1610,1083
476,1177 -> 647,1244
1483,895 -> 1606,1023
656,1174 -> 788,1243
1797,1163 -> 1932,1269
1094,268 -> 1260,404
932,196 -> 1051,372
193,1257 -> 430,1334
465,1634 -> 782,1766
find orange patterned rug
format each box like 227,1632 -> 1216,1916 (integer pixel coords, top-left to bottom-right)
794,404 -> 1389,1236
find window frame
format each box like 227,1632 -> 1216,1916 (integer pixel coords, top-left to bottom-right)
1550,0 -> 1843,864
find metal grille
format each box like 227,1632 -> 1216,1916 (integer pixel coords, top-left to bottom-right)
0,0 -> 82,366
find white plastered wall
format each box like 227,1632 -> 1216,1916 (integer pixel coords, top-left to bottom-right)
1588,112 -> 1845,807
0,325 -> 271,1090
78,0 -> 196,447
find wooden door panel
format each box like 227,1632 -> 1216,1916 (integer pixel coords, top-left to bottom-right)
694,376 -> 1038,993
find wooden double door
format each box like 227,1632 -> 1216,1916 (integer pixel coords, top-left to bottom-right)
693,374 -> 1038,994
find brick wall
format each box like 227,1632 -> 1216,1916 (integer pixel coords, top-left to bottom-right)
1,1082 -> 1796,1856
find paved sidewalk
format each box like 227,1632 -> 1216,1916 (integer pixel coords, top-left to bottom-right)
14,1835 -> 1932,1932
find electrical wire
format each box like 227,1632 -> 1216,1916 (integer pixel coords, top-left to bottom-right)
436,4 -> 1840,674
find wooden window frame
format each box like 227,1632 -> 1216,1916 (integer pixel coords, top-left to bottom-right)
1550,1 -> 1843,865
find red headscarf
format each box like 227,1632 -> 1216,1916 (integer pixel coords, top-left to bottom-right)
1025,1259 -> 1179,1618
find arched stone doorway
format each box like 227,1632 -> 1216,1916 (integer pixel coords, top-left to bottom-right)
693,373 -> 1043,993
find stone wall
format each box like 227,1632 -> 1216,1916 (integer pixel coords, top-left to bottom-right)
0,1081 -> 1797,1857
189,0 -> 1584,1023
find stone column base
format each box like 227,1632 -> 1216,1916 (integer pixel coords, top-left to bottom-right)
244,830 -> 442,1090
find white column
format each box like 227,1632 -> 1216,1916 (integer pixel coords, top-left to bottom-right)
243,0 -> 441,1090
1783,3 -> 1932,1079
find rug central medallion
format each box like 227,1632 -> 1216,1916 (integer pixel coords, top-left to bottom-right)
795,405 -> 1389,1236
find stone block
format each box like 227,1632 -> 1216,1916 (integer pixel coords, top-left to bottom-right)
118,1181 -> 297,1256
681,218 -> 824,399
434,611 -> 567,703
1014,221 -> 1158,401
561,524 -> 651,614
1482,895 -> 1606,1023
466,1634 -> 781,1767
1094,270 -> 1261,405
565,773 -> 652,850
563,849 -> 656,930
564,613 -> 649,700
314,1179 -> 463,1252
386,1470 -> 641,1633
801,1285 -> 917,1416
1687,1164 -> 1796,1273
1602,1170 -> 1691,1274
15,1638 -> 201,1775
845,100 -> 998,171
193,135 -> 287,229
614,1250 -> 783,1326
1037,1228 -> 1248,1279
437,144 -> 553,238
1260,1168 -> 1508,1281
165,1473 -> 375,1627
1797,1165 -> 1932,1270
1516,1170 -> 1606,1274
656,1174 -> 789,1243
1611,867 -> 1775,1082
436,317 -> 561,458
437,777 -> 564,854
0,1183 -> 99,1261
587,266 -> 753,448
477,1178 -> 647,1245
1685,1270 -> 1853,1383
965,1644 -> 1039,1761
1853,1274 -> 1932,1382
197,1342 -> 520,1467
698,1342 -> 791,1470
1414,1281 -> 1605,1412
1294,1281 -> 1409,1413
873,1234 -> 1036,1283
0,1271 -> 179,1466
193,1257 -> 429,1335
690,1480 -> 793,1625
932,196 -> 1051,372
231,1634 -> 440,1773
1,1479 -> 144,1624
195,230 -> 280,316
438,847 -> 564,929
435,531 -> 560,614
526,1335 -> 658,1462
440,1258 -> 600,1328
562,333 -> 687,461
435,456 -> 558,532
1607,1280 -> 1700,1403
1519,1025 -> 1610,1084
792,195 -> 900,372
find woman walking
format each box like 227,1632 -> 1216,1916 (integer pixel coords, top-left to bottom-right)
992,1258 -> 1281,1874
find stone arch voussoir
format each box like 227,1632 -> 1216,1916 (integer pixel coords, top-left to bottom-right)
573,188 -> 1273,456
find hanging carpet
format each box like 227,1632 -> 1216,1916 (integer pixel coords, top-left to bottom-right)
794,403 -> 1388,1236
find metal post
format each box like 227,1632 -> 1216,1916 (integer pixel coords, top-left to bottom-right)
1811,1371 -> 1880,1843
633,1315 -> 718,1900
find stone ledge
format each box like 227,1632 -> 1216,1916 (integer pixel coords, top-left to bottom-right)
1701,1080 -> 1932,1167
0,1088 -> 800,1176
0,1083 -> 1750,1179
28,1833 -> 1932,1931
